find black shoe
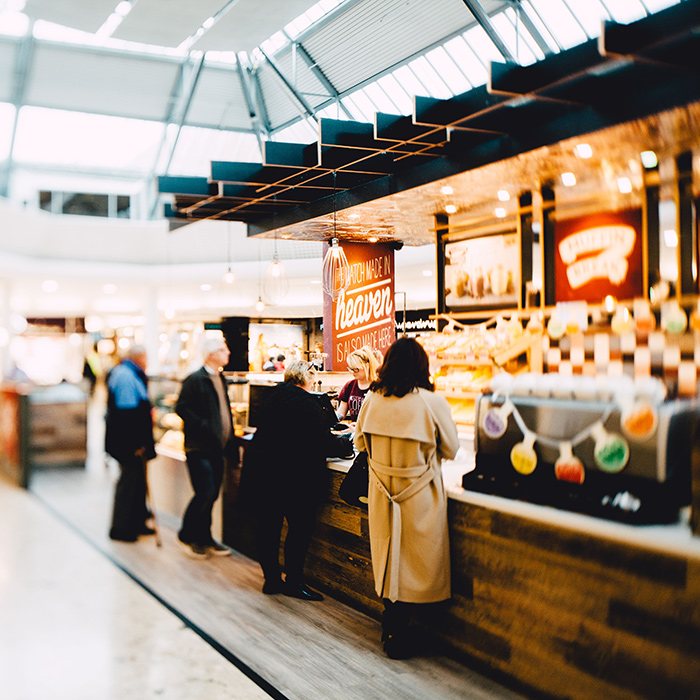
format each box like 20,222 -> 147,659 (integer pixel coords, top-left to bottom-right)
178,539 -> 210,560
205,541 -> 231,557
383,634 -> 413,660
262,579 -> 287,595
109,530 -> 138,542
284,583 -> 324,601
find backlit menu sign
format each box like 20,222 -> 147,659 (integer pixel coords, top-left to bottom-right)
323,241 -> 395,370
554,208 -> 643,303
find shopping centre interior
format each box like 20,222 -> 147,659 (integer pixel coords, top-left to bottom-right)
1,1 -> 699,698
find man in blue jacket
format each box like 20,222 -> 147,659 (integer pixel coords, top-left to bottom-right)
175,337 -> 235,559
105,345 -> 156,542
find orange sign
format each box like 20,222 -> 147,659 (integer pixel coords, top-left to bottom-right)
554,208 -> 643,303
323,242 -> 396,370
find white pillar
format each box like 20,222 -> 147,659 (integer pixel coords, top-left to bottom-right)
0,280 -> 12,379
144,286 -> 160,374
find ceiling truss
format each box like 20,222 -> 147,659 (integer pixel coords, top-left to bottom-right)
160,2 -> 700,244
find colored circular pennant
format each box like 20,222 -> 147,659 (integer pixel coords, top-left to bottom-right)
591,423 -> 629,473
511,432 -> 537,475
620,399 -> 657,441
482,400 -> 513,440
554,441 -> 585,484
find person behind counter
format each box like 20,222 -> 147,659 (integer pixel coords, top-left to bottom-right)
336,345 -> 383,422
105,345 -> 156,542
242,360 -> 354,601
175,337 -> 235,560
354,337 -> 459,660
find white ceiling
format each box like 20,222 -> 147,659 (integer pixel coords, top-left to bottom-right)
0,198 -> 437,322
22,0 -> 324,52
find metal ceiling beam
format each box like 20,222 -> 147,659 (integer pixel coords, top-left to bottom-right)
259,47 -> 318,126
0,28 -> 34,198
293,41 -> 354,121
236,52 -> 269,153
163,53 -> 206,174
460,0 -> 515,63
508,0 -> 554,57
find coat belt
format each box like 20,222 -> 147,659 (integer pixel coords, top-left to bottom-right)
368,456 -> 437,601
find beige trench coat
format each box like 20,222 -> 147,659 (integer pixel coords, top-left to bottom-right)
354,388 -> 459,603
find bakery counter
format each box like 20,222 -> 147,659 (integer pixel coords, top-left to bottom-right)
224,446 -> 700,699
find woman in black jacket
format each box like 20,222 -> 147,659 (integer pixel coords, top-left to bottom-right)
243,360 -> 353,600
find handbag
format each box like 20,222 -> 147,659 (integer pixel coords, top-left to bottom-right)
338,451 -> 369,509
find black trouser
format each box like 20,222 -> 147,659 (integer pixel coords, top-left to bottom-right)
255,494 -> 318,584
179,450 -> 224,546
110,454 -> 149,537
381,600 -> 414,640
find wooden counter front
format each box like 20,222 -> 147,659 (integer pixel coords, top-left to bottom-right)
223,456 -> 700,700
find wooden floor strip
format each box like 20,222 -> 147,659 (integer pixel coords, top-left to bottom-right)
30,465 -> 528,700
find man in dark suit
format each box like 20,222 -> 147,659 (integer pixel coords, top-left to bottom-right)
175,337 -> 235,559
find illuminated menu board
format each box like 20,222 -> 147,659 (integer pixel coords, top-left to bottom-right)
323,241 -> 395,371
554,208 -> 643,303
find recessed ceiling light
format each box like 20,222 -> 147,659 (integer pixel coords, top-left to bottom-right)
617,177 -> 632,193
640,150 -> 658,169
423,270 -> 433,277
497,190 -> 510,201
495,207 -> 506,218
441,186 -> 453,195
561,172 -> 576,187
445,204 -> 457,214
200,283 -> 212,291
575,144 -> 592,158
663,229 -> 678,247
42,279 -> 58,293
368,237 -> 378,243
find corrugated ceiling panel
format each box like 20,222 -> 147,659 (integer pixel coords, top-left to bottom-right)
24,45 -> 181,121
113,0 -> 223,49
257,63 -> 307,131
0,38 -> 18,103
302,0 -> 482,94
193,0 -> 321,53
185,66 -> 253,130
23,0 -> 117,33
274,49 -> 331,110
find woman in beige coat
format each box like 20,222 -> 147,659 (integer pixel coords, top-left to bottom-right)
354,337 -> 459,659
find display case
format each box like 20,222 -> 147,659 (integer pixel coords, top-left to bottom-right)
419,316 -> 543,433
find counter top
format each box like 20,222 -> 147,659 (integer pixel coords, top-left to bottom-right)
328,449 -> 700,560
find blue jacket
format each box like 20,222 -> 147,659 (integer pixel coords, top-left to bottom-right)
105,359 -> 155,463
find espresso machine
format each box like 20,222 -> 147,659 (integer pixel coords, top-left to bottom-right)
467,373 -> 699,524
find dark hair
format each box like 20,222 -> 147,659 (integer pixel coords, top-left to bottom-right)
370,337 -> 434,397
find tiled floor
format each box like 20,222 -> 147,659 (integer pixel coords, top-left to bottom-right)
0,476 -> 272,700
0,391 -> 529,700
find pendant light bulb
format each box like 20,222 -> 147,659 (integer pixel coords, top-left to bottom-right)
223,268 -> 235,285
263,252 -> 289,304
255,296 -> 265,313
322,238 -> 350,300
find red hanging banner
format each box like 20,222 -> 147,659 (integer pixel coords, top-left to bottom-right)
322,242 -> 396,371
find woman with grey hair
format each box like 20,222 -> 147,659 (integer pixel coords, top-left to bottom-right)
242,360 -> 354,600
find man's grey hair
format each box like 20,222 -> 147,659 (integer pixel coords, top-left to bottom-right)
284,360 -> 315,387
200,336 -> 227,359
